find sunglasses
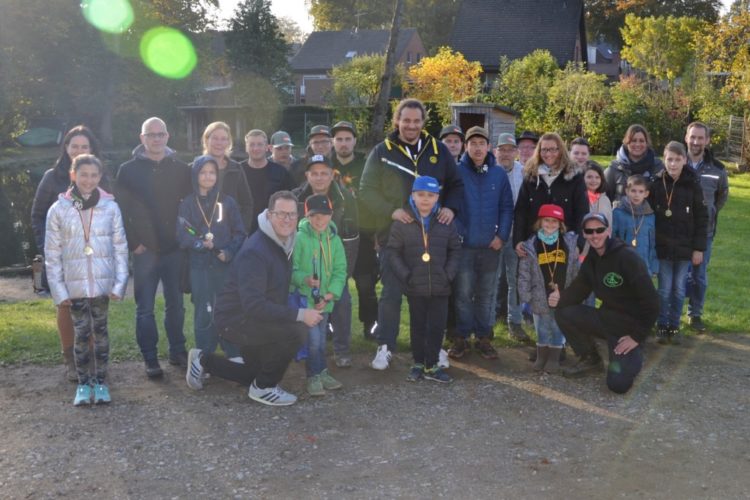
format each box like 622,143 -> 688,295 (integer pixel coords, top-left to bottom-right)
583,227 -> 607,235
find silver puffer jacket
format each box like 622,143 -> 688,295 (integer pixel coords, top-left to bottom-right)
45,188 -> 129,305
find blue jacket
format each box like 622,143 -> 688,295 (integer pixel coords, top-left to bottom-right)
611,199 -> 659,275
455,152 -> 514,247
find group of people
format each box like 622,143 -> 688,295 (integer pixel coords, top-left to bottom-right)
32,97 -> 729,406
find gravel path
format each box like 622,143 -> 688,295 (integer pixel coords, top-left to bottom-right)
1,333 -> 749,499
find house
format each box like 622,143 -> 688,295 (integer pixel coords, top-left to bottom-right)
450,0 -> 587,86
588,41 -> 621,82
288,28 -> 426,105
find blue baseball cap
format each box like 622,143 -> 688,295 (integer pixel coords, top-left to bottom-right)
412,176 -> 440,194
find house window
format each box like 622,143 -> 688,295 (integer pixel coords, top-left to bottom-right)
416,53 -> 421,62
406,51 -> 412,63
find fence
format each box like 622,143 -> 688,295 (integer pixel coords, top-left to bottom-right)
726,114 -> 748,171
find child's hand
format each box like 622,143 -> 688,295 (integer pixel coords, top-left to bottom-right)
202,239 -> 214,250
305,276 -> 320,288
217,250 -> 227,262
691,250 -> 703,266
547,284 -> 560,308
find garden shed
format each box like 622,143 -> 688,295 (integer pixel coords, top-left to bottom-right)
450,103 -> 517,144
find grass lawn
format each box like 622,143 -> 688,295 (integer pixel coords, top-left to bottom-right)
3,172 -> 749,365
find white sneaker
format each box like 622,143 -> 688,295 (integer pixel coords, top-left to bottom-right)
186,348 -> 204,390
228,356 -> 245,364
247,381 -> 297,406
371,344 -> 392,370
438,349 -> 450,369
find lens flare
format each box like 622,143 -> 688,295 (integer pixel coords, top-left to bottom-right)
81,0 -> 134,34
139,27 -> 197,80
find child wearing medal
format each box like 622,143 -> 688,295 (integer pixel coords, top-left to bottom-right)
612,174 -> 658,275
518,204 -> 580,373
177,156 -> 246,362
648,142 -> 708,344
45,154 -> 128,406
290,194 -> 347,396
387,176 -> 461,383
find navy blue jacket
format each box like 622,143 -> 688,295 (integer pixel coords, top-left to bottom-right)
455,152 -> 514,247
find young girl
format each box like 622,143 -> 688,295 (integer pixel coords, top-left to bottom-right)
518,204 -> 580,373
45,155 -> 128,406
291,194 -> 347,396
583,164 -> 612,225
649,142 -> 708,344
178,156 -> 246,361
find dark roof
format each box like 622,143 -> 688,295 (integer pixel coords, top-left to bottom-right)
289,28 -> 418,72
450,0 -> 586,71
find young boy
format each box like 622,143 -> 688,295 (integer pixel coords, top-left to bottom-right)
611,174 -> 658,276
387,176 -> 461,383
291,194 -> 347,396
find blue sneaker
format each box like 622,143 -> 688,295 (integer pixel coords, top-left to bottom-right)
424,366 -> 453,384
406,363 -> 424,382
73,384 -> 92,406
93,383 -> 111,404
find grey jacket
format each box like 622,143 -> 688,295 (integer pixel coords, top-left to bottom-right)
518,231 -> 580,315
690,149 -> 729,238
44,188 -> 129,305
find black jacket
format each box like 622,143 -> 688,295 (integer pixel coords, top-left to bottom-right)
241,159 -> 295,234
387,207 -> 461,297
214,158 -> 254,234
605,146 -> 665,205
648,167 -> 708,261
115,146 -> 191,254
558,238 -> 659,342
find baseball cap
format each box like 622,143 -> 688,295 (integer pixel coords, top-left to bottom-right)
306,154 -> 332,170
581,212 -> 609,229
439,125 -> 464,140
517,130 -> 539,144
331,120 -> 356,137
304,194 -> 333,216
496,133 -> 517,147
308,125 -> 331,139
270,131 -> 294,148
537,204 -> 565,222
412,176 -> 440,194
465,126 -> 490,143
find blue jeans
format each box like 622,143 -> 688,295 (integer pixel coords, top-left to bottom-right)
133,249 -> 186,361
375,247 -> 404,351
494,243 -> 522,325
330,285 -> 352,356
454,247 -> 500,338
190,260 -> 240,358
686,236 -> 713,318
533,312 -> 565,347
657,259 -> 690,327
306,313 -> 330,377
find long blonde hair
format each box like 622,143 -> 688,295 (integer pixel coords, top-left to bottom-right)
201,121 -> 233,156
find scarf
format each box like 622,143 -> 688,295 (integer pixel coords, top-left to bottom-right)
70,186 -> 100,211
537,229 -> 559,245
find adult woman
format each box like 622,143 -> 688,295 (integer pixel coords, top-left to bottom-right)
604,124 -> 665,206
513,132 -> 589,255
31,125 -> 108,381
200,122 -> 254,232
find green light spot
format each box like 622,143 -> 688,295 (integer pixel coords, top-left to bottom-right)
82,0 -> 134,34
140,27 -> 198,80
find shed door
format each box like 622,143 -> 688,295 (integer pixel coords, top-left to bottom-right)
458,112 -> 485,132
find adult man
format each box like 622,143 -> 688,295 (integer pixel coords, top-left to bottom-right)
290,125 -> 333,184
493,133 -> 532,343
360,98 -> 464,370
554,213 -> 658,394
684,122 -> 729,332
186,191 -> 322,406
116,117 -> 192,377
241,129 -> 295,234
268,130 -> 296,170
293,155 -> 359,367
449,126 -> 513,360
439,125 -> 465,162
516,130 -> 539,166
331,120 -> 378,340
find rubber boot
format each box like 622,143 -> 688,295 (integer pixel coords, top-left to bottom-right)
62,347 -> 78,383
532,345 -> 550,372
545,347 -> 563,374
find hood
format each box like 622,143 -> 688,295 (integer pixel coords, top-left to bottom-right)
258,208 -> 295,258
617,196 -> 654,216
523,159 -> 579,183
407,196 -> 440,231
60,187 -> 114,202
615,145 -> 657,174
297,216 -> 338,238
190,155 -> 221,199
131,143 -> 177,160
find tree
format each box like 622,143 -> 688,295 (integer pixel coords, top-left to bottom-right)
370,0 -> 404,146
697,7 -> 750,102
404,47 -> 482,123
620,14 -> 707,85
277,16 -> 307,44
331,54 -> 401,107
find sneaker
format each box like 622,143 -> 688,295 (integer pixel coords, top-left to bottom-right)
334,353 -> 352,368
669,327 -> 683,345
406,363 -> 424,382
186,348 -> 204,390
438,349 -> 450,368
562,352 -> 603,378
307,375 -> 326,397
168,351 -> 188,367
144,359 -> 163,378
228,356 -> 245,364
508,323 -> 533,344
448,337 -> 468,359
93,383 -> 111,404
320,369 -> 343,390
73,384 -> 92,406
656,325 -> 670,345
688,316 -> 707,333
371,344 -> 392,370
477,337 -> 499,360
424,366 -> 453,384
247,381 -> 297,406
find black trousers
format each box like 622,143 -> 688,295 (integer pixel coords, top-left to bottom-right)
407,295 -> 449,368
205,321 -> 306,389
555,305 -> 646,394
353,231 -> 379,326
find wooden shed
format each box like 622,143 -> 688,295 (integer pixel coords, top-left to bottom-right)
450,103 -> 517,144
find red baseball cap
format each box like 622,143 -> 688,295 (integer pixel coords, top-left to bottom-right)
537,204 -> 565,222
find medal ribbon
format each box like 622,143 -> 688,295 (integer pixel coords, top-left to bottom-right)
662,174 -> 677,214
630,211 -> 645,244
196,193 -> 220,236
420,220 -> 429,257
77,206 -> 94,253
540,236 -> 561,288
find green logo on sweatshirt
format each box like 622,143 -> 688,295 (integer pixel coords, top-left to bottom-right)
603,272 -> 624,288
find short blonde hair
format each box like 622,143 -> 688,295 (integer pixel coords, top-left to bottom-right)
202,121 -> 233,156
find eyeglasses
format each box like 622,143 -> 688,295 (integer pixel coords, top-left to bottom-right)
540,147 -> 559,154
143,132 -> 167,139
583,227 -> 607,235
271,210 -> 298,221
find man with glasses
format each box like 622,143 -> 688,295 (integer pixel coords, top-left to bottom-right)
186,191 -> 323,406
290,125 -> 333,185
554,213 -> 658,394
516,130 -> 538,166
116,117 -> 192,377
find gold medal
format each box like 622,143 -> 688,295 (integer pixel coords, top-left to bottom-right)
84,245 -> 94,256
665,209 -> 672,217
631,238 -> 637,247
422,252 -> 431,262
547,281 -> 556,291
205,232 -> 214,241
